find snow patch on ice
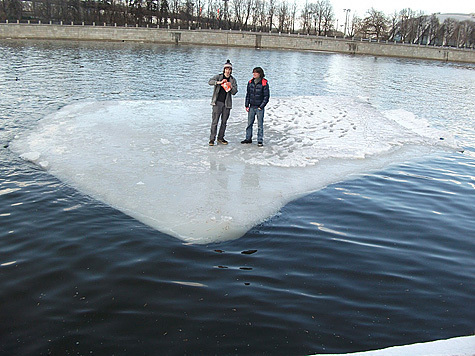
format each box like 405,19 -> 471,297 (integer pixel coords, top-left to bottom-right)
20,151 -> 41,162
11,97 -> 459,243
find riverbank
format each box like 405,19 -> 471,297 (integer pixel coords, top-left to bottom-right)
1,22 -> 475,63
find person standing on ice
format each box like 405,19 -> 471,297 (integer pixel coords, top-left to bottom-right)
241,67 -> 269,147
208,59 -> 238,146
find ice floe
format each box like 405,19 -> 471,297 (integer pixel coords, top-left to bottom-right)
11,96 -> 458,243
311,334 -> 475,356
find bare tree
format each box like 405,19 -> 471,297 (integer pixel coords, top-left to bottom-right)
241,0 -> 254,30
205,0 -> 219,28
231,0 -> 245,28
352,15 -> 366,38
300,1 -> 311,33
168,0 -> 180,25
158,0 -> 169,25
183,0 -> 194,27
412,12 -> 425,44
426,14 -> 440,45
268,0 -> 275,31
319,0 -> 332,35
455,21 -> 471,47
276,0 -> 288,32
1,0 -> 23,20
346,13 -> 357,37
362,7 -> 387,40
256,0 -> 267,30
398,8 -> 418,42
309,1 -> 320,35
290,0 -> 296,32
195,0 -> 203,26
144,0 -> 156,25
130,0 -> 145,26
0,0 -> 5,20
387,11 -> 398,41
250,0 -> 266,31
442,18 -> 457,46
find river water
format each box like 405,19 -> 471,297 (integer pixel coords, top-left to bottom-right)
1,40 -> 474,355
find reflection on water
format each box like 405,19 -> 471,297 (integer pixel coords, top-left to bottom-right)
0,40 -> 474,355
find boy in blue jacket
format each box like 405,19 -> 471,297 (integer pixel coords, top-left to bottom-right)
241,67 -> 270,147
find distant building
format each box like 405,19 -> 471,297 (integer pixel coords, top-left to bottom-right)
435,13 -> 475,23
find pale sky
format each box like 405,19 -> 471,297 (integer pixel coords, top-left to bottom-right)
327,0 -> 474,29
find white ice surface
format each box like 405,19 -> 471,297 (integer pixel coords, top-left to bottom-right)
12,96 -> 458,243
311,334 -> 475,356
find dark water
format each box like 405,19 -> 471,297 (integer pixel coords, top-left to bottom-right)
1,40 -> 474,355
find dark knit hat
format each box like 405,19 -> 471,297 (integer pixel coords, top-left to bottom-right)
223,59 -> 232,69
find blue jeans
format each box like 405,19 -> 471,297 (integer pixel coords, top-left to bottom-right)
246,106 -> 264,143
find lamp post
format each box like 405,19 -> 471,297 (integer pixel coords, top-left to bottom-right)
343,8 -> 351,37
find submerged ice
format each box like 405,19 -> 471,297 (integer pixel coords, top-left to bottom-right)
12,96 -> 458,243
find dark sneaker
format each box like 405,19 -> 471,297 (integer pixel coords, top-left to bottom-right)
241,139 -> 252,144
258,142 -> 263,147
209,141 -> 214,146
217,139 -> 228,145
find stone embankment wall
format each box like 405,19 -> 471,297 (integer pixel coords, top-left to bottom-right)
1,23 -> 475,63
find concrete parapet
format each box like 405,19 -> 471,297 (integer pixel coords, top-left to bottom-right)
1,23 -> 474,64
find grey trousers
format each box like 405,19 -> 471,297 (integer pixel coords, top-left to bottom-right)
210,101 -> 231,141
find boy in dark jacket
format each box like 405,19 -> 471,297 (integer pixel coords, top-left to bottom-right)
241,67 -> 270,147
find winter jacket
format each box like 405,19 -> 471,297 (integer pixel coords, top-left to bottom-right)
245,78 -> 269,109
209,74 -> 238,109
